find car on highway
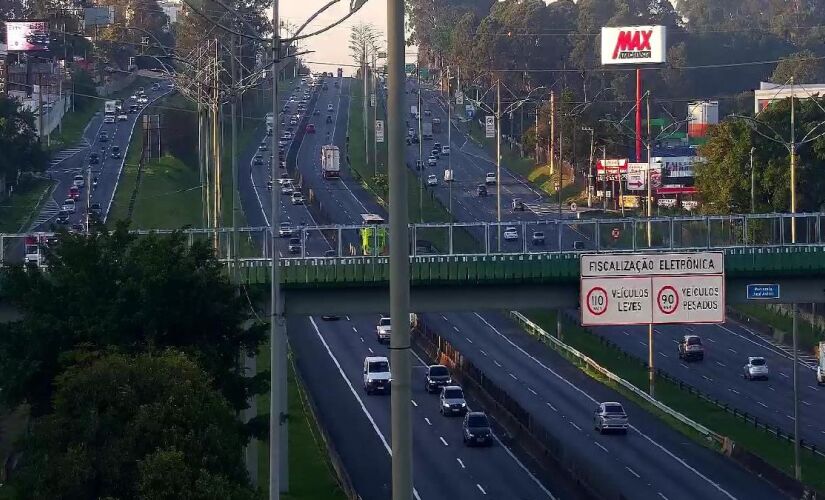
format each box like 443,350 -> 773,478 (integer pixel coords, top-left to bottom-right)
289,117 -> 298,125
463,412 -> 493,447
485,172 -> 497,185
376,316 -> 392,343
129,104 -> 139,113
288,237 -> 302,254
427,156 -> 437,167
151,82 -> 160,91
678,335 -> 704,361
363,356 -> 391,395
137,96 -> 148,104
423,109 -> 431,116
278,222 -> 293,237
117,113 -> 128,121
55,210 -> 70,225
110,146 -> 121,159
103,115 -> 115,124
89,153 -> 100,165
69,186 -> 80,200
326,115 -> 333,124
441,145 -> 450,155
425,365 -> 452,393
594,402 -> 629,434
512,198 -> 525,211
503,227 -> 519,241
407,128 -> 415,137
89,203 -> 102,218
73,174 -> 85,188
327,103 -> 334,113
411,134 -> 419,143
281,183 -> 294,195
430,147 -> 440,158
62,198 -> 76,213
433,141 -> 441,151
258,142 -> 268,151
743,356 -> 769,380
532,231 -> 545,245
69,223 -> 85,234
415,159 -> 424,170
426,174 -> 438,186
92,177 -> 98,189
281,131 -> 293,140
291,192 -> 304,205
573,240 -> 586,250
444,169 -> 454,182
253,154 -> 263,166
324,249 -> 336,257
313,109 -> 320,116
477,184 -> 487,197
278,174 -> 291,185
306,123 -> 316,133
98,132 -> 109,142
439,385 -> 468,416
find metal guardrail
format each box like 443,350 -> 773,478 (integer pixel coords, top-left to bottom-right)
509,311 -> 725,443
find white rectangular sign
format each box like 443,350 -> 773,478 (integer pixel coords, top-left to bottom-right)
370,93 -> 376,107
581,252 -> 724,326
485,115 -> 495,138
626,163 -> 646,191
375,120 -> 384,143
601,25 -> 666,65
455,91 -> 463,105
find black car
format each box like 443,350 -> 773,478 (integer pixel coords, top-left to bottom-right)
88,153 -> 100,165
288,237 -> 302,254
55,210 -> 70,225
477,184 -> 487,197
411,134 -> 420,144
425,365 -> 452,393
129,104 -> 139,113
110,146 -> 121,159
531,231 -> 545,245
462,412 -> 493,447
89,203 -> 103,217
98,132 -> 108,142
326,115 -> 333,124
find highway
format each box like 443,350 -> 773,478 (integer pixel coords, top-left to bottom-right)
240,75 -> 785,498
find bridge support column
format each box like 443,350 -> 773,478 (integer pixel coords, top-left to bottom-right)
648,323 -> 655,397
792,303 -> 801,480
337,227 -> 343,257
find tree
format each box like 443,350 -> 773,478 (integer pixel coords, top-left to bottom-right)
349,23 -> 382,76
0,224 -> 267,420
695,120 -> 754,213
11,351 -> 258,500
771,50 -> 825,84
0,95 -> 48,183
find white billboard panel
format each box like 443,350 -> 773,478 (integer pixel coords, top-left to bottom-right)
601,26 -> 666,65
6,21 -> 50,52
375,120 -> 384,143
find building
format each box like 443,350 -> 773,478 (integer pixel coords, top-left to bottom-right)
158,0 -> 181,24
754,81 -> 825,114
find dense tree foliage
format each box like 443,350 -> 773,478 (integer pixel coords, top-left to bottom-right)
0,224 -> 267,421
0,96 -> 48,182
12,351 -> 258,500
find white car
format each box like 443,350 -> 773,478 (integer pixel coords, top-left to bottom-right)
503,226 -> 519,241
278,177 -> 292,186
73,174 -> 85,188
485,172 -> 496,185
376,316 -> 392,343
103,115 -> 115,124
291,192 -> 304,205
278,222 -> 293,237
743,356 -> 769,380
117,114 -> 128,121
137,96 -> 148,104
281,131 -> 293,140
327,103 -> 334,112
427,156 -> 437,167
594,402 -> 628,434
62,198 -> 76,213
443,169 -> 454,182
426,174 -> 438,186
363,356 -> 391,394
441,145 -> 450,155
281,183 -> 294,195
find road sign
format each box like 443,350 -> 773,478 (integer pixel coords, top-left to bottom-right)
611,227 -> 620,239
746,283 -> 780,300
370,93 -> 376,107
570,202 -> 577,212
455,91 -> 463,105
375,120 -> 384,143
581,252 -> 724,326
485,116 -> 495,138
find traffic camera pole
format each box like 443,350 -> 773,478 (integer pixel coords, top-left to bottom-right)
269,1 -> 288,496
387,0 -> 413,498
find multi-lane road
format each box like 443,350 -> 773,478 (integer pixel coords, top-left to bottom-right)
236,76 -> 786,499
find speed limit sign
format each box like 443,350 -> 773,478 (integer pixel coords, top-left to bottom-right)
611,227 -> 620,239
570,202 -> 577,212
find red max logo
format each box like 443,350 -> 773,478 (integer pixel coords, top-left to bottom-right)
612,30 -> 654,59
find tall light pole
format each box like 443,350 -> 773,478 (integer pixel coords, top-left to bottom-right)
387,0 -> 412,498
496,78 -> 502,249
447,65 -> 452,215
417,57 -> 423,222
582,126 -> 594,208
750,146 -> 756,214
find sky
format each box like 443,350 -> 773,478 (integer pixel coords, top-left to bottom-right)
280,1 -> 409,77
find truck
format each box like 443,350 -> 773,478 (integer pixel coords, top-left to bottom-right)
422,121 -> 433,140
104,100 -> 116,115
321,144 -> 340,178
265,112 -> 274,133
410,105 -> 418,118
115,99 -> 123,112
432,117 -> 441,134
24,236 -> 41,266
818,341 -> 825,385
376,317 -> 392,343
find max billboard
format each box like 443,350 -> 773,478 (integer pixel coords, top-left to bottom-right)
601,26 -> 666,65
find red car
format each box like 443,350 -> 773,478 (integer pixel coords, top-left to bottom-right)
306,123 -> 316,134
69,186 -> 80,200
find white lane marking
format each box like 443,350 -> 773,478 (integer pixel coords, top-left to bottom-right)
623,331 -> 630,336
569,421 -> 582,431
546,402 -> 558,412
528,388 -> 538,395
440,436 -> 449,447
728,388 -> 739,395
658,493 -> 669,500
457,458 -> 465,469
659,352 -> 669,358
411,399 -> 418,407
368,347 -> 374,354
680,363 -> 689,369
475,313 -> 738,500
809,385 -> 820,391
425,417 -> 432,426
707,337 -> 716,343
728,348 -> 737,354
702,375 -> 713,382
480,350 -> 488,356
715,361 -> 726,367
594,442 -> 609,453
346,316 -> 351,321
476,484 -> 487,495
758,402 -> 768,408
639,341 -> 647,347
360,337 -> 364,342
509,373 -> 518,380
352,326 -> 358,332
626,466 -> 641,478
441,315 -> 449,321
466,337 -> 474,344
769,387 -> 776,392
786,414 -> 795,420
453,325 -> 460,332
802,400 -> 812,406
308,316 -> 423,500
494,360 -> 502,368
780,373 -> 789,379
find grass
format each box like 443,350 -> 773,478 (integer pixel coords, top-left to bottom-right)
0,178 -> 52,232
733,304 -> 824,353
126,155 -> 203,229
524,309 -> 825,492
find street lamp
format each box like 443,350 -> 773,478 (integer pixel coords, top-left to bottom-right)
582,126 -> 594,207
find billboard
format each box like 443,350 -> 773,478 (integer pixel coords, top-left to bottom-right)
6,21 -> 50,52
601,26 -> 666,65
596,159 -> 627,181
83,7 -> 115,28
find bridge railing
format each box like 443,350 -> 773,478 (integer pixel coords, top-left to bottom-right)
1,212 -> 823,265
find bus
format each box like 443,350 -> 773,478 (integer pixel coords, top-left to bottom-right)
360,214 -> 387,255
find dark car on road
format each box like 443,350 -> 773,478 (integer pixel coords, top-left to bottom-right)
462,412 -> 493,446
425,365 -> 452,393
55,210 -> 70,225
89,153 -> 100,165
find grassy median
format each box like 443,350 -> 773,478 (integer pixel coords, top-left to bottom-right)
0,178 -> 52,233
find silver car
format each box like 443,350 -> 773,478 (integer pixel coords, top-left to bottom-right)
594,402 -> 628,434
743,356 -> 769,380
439,385 -> 467,416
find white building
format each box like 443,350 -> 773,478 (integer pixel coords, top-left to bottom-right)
754,81 -> 825,114
158,0 -> 181,24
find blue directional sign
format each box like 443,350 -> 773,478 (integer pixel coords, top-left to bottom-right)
746,284 -> 780,300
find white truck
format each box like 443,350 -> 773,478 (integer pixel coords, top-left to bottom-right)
265,112 -> 274,133
422,121 -> 433,140
818,341 -> 825,385
321,144 -> 341,178
410,105 -> 418,118
104,100 -> 117,115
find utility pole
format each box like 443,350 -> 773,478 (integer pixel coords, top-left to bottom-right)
646,91 -> 654,398
363,42 -> 369,166
602,146 -> 607,211
558,108 -> 563,217
583,127 -> 594,207
373,52 -> 378,174
496,78 -> 502,250
417,58 -> 423,222
750,147 -> 756,213
534,107 -> 539,163
790,76 -> 797,244
447,65 -> 452,215
269,1 -> 288,496
231,34 -> 239,283
387,0 -> 412,498
549,91 -> 555,176
792,303 -> 801,480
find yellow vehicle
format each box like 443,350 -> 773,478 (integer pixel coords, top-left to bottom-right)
359,214 -> 387,255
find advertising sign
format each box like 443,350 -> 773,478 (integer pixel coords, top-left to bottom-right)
596,159 -> 628,181
580,252 -> 724,326
601,25 -> 666,65
6,21 -> 50,52
657,198 -> 677,208
619,195 -> 640,208
455,91 -> 463,105
485,115 -> 495,138
375,120 -> 384,143
681,200 -> 699,211
0,46 -> 6,96
626,162 -> 646,191
83,7 -> 114,28
370,93 -> 376,107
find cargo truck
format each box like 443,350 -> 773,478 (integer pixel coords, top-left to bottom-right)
104,100 -> 117,115
321,144 -> 341,178
432,117 -> 441,134
410,105 -> 418,118
422,121 -> 433,140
